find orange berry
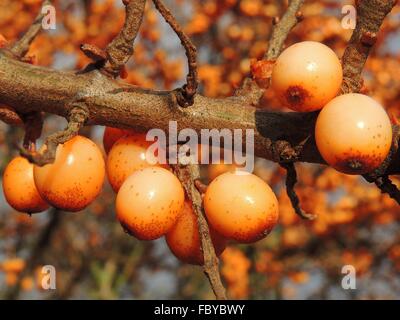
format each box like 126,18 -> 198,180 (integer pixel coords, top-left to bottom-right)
207,163 -> 237,181
271,41 -> 342,111
204,171 -> 279,243
315,94 -> 392,174
2,157 -> 49,213
166,201 -> 226,265
33,136 -> 105,212
102,127 -> 135,154
106,133 -> 163,192
116,167 -> 185,240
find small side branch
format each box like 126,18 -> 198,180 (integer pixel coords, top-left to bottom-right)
341,0 -> 397,93
370,175 -> 400,205
265,0 -> 304,60
20,104 -> 88,166
22,111 -> 44,150
173,157 -> 227,300
152,0 -> 198,107
0,106 -> 23,126
281,162 -> 316,220
103,0 -> 146,77
11,0 -> 51,58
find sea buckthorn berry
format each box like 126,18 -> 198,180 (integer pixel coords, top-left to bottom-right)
116,167 -> 185,241
2,157 -> 49,214
271,41 -> 343,112
102,127 -> 135,154
207,163 -> 238,181
204,171 -> 279,243
106,133 -> 163,192
33,136 -> 105,212
166,201 -> 227,265
315,94 -> 392,175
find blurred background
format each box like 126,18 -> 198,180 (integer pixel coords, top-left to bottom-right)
1,0 -> 400,299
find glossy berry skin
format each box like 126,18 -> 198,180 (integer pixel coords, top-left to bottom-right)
315,93 -> 392,175
204,172 -> 279,243
116,167 -> 185,241
33,136 -> 105,212
271,41 -> 343,112
102,127 -> 135,154
2,157 -> 49,213
106,134 -> 163,192
166,201 -> 226,265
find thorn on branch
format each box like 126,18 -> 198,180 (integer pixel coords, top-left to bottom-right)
103,0 -> 146,78
20,104 -> 88,166
281,162 -> 316,220
11,0 -> 52,58
152,0 -> 198,108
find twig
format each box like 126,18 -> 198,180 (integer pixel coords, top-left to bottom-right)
152,0 -> 198,107
20,104 -> 88,166
363,125 -> 400,204
22,112 -> 44,150
281,162 -> 316,220
369,175 -> 400,205
172,155 -> 227,300
341,0 -> 397,93
11,0 -> 52,57
103,0 -> 146,77
0,106 -> 23,126
265,0 -> 305,60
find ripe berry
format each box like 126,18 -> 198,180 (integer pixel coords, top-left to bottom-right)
315,93 -> 392,175
102,127 -> 135,154
2,157 -> 49,213
33,136 -> 105,212
166,201 -> 226,265
106,134 -> 163,192
271,41 -> 343,112
116,167 -> 185,240
207,163 -> 237,181
204,171 -> 279,243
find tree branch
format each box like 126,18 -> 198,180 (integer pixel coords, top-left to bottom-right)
152,0 -> 198,107
265,0 -> 304,60
341,0 -> 397,93
102,0 -> 146,77
11,0 -> 52,58
172,158 -> 227,300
